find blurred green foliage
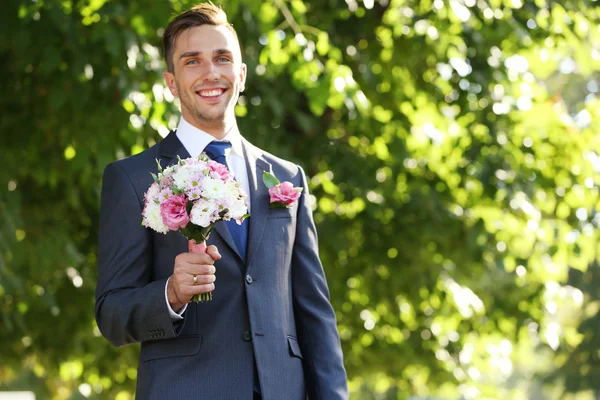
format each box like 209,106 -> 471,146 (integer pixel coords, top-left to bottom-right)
1,0 -> 599,399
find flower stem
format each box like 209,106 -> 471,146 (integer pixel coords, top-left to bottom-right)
191,292 -> 213,303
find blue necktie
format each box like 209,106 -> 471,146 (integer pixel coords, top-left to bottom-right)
203,141 -> 248,260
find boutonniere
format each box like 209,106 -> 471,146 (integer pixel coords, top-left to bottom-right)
263,171 -> 303,208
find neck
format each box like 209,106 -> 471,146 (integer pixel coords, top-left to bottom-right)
183,114 -> 236,140
199,122 -> 232,140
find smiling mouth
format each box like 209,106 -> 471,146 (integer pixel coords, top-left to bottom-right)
196,88 -> 227,99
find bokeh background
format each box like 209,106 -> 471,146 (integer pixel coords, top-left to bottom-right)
1,0 -> 600,399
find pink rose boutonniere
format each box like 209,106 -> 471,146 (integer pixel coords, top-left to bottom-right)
263,171 -> 303,208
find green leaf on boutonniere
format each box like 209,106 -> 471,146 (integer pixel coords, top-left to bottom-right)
151,172 -> 159,183
262,171 -> 281,189
155,158 -> 163,172
269,202 -> 288,209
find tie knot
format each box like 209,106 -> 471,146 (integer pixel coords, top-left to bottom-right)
204,141 -> 232,161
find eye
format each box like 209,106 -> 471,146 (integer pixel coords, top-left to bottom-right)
217,56 -> 231,63
185,59 -> 198,65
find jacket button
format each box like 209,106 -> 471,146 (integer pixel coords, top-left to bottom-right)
242,330 -> 252,341
245,274 -> 253,284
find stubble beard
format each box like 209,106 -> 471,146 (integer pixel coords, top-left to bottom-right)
191,105 -> 226,127
179,83 -> 236,132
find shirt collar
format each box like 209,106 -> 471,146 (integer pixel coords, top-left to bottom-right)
175,117 -> 244,158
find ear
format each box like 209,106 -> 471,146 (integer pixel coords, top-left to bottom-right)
238,63 -> 247,92
163,71 -> 178,97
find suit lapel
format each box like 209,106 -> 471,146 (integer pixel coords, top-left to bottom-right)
159,130 -> 191,162
159,131 -> 244,264
242,139 -> 271,269
213,222 -> 244,265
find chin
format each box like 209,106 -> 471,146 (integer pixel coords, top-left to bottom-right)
192,111 -> 226,125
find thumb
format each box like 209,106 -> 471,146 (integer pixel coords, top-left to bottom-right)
206,245 -> 222,261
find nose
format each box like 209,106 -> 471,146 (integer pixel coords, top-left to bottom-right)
202,61 -> 219,81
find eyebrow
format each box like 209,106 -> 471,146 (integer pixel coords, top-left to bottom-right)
179,49 -> 233,59
179,51 -> 200,59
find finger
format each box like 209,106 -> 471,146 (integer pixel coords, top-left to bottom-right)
193,283 -> 215,294
206,245 -> 222,261
180,283 -> 215,298
174,252 -> 211,268
175,264 -> 216,276
172,268 -> 215,290
191,274 -> 216,285
179,252 -> 215,265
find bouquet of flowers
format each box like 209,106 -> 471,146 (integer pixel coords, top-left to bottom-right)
141,154 -> 250,302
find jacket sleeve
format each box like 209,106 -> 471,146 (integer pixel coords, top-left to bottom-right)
95,162 -> 184,346
291,166 -> 349,399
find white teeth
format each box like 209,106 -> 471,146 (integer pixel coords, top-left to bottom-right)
199,89 -> 223,97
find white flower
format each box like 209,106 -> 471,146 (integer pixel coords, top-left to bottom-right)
190,199 -> 218,228
162,165 -> 177,176
228,199 -> 248,220
142,201 -> 169,234
187,162 -> 207,175
223,180 -> 244,199
145,182 -> 160,202
202,177 -> 227,200
172,167 -> 193,189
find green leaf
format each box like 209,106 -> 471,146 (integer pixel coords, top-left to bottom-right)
262,171 -> 280,189
241,213 -> 251,221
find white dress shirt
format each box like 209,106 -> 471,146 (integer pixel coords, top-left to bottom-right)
165,117 -> 251,320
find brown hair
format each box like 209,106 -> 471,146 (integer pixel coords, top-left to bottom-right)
162,2 -> 240,73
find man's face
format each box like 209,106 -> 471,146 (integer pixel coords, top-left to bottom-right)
164,24 -> 246,135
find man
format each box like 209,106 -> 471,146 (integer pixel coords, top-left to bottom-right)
95,3 -> 348,399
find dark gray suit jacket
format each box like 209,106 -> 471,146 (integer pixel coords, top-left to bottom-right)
95,132 -> 348,400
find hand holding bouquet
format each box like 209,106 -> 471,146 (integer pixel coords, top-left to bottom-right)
141,154 -> 250,302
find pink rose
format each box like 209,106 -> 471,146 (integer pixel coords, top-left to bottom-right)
208,160 -> 231,180
268,182 -> 302,207
160,193 -> 190,230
